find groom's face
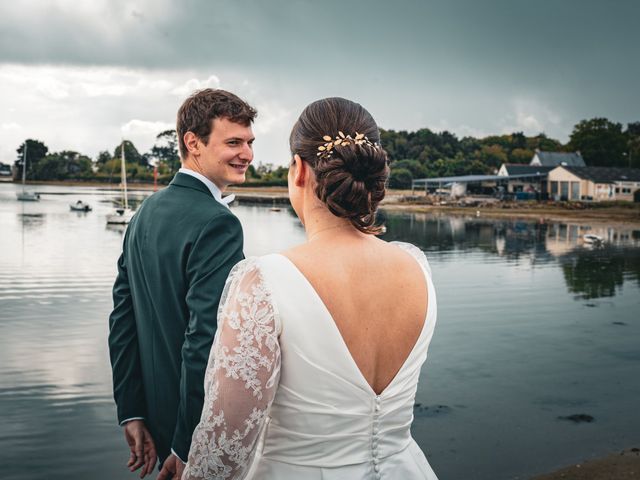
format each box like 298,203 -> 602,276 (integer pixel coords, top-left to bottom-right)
199,117 -> 255,190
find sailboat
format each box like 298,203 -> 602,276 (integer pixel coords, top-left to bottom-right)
106,141 -> 134,224
16,142 -> 40,201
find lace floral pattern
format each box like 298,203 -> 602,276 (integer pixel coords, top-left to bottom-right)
183,258 -> 281,480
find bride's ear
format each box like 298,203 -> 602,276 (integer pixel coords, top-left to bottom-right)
292,154 -> 307,188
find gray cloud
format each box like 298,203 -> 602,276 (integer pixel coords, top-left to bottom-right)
0,0 -> 638,165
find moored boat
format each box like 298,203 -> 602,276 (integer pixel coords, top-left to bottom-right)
106,141 -> 133,225
16,191 -> 40,201
16,142 -> 40,202
582,233 -> 604,245
70,200 -> 92,212
106,207 -> 134,224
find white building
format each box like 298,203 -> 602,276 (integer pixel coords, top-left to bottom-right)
547,166 -> 640,202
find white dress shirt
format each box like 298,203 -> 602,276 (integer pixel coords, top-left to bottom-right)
178,167 -> 235,208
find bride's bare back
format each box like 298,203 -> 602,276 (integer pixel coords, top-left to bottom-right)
284,233 -> 428,395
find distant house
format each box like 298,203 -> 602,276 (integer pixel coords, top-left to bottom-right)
548,166 -> 640,202
530,150 -> 586,168
0,162 -> 13,180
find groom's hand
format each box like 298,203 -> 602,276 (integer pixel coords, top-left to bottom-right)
124,420 -> 157,478
157,454 -> 185,480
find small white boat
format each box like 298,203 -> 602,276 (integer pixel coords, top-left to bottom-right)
70,200 -> 92,212
107,141 -> 133,225
583,234 -> 604,245
107,207 -> 134,224
16,191 -> 40,201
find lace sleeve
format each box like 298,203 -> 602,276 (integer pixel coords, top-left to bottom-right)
182,258 -> 281,480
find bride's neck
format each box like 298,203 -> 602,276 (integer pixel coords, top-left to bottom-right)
303,205 -> 362,243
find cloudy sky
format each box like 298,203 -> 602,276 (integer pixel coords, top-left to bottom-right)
0,0 -> 638,166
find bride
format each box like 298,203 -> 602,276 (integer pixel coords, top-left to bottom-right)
182,97 -> 438,479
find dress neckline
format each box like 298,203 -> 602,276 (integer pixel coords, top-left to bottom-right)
273,249 -> 430,398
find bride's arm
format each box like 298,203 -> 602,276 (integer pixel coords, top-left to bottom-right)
182,259 -> 281,480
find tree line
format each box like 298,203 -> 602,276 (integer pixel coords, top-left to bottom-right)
8,117 -> 639,188
384,118 -> 640,188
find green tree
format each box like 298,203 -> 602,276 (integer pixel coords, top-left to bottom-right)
466,159 -> 493,175
525,133 -> 563,152
96,150 -> 111,165
388,167 -> 413,189
32,151 -> 93,180
151,130 -> 180,174
510,148 -> 534,164
246,164 -> 260,179
253,163 -> 288,183
625,122 -> 640,168
99,158 -> 146,179
479,144 -> 508,167
509,132 -> 527,149
15,139 -> 48,178
378,126 -> 564,180
391,159 -> 427,179
460,136 -> 482,156
113,140 -> 147,167
568,118 -> 627,167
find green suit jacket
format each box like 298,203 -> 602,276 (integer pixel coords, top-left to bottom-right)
108,172 -> 244,463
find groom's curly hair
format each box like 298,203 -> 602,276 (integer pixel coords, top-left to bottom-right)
177,89 -> 257,159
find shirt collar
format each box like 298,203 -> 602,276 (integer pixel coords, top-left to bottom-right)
178,168 -> 235,207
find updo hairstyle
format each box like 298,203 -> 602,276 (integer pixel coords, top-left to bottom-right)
289,97 -> 389,234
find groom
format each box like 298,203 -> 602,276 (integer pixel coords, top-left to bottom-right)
108,89 -> 256,479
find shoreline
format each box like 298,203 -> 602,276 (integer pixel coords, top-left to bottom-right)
230,188 -> 640,227
378,203 -> 640,227
529,447 -> 640,480
4,181 -> 640,226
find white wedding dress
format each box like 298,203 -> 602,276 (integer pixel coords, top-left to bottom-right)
183,241 -> 438,480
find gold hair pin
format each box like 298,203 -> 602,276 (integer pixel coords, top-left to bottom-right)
317,132 -> 379,157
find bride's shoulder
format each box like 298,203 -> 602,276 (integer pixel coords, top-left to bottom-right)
388,240 -> 424,257
227,254 -> 288,281
387,241 -> 432,276
223,256 -> 280,299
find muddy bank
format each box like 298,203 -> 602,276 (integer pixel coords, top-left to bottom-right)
529,448 -> 640,480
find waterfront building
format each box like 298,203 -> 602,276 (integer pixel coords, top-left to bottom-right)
497,164 -> 554,194
547,166 -> 640,202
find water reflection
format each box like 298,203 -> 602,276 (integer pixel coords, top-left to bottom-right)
17,212 -> 46,228
560,246 -> 640,299
382,212 -> 640,299
2,184 -> 640,480
105,223 -> 127,235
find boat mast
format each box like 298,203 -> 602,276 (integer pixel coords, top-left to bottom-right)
121,140 -> 129,210
22,141 -> 27,193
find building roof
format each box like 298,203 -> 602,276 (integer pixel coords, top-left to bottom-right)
502,164 -> 555,175
558,166 -> 640,184
413,172 -> 548,185
532,151 -> 586,167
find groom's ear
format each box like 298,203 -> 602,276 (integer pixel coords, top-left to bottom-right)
183,132 -> 199,156
293,154 -> 307,187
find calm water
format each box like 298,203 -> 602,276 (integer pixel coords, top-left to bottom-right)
1,182 -> 639,480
